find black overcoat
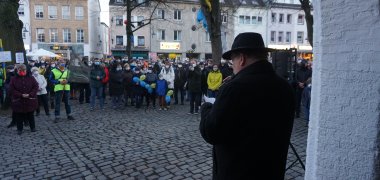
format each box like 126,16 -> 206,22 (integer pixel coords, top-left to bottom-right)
200,60 -> 295,180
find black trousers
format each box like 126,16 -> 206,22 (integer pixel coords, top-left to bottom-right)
36,94 -> 49,115
189,92 -> 201,113
14,111 -> 35,131
295,87 -> 304,116
174,86 -> 185,104
146,91 -> 156,107
77,83 -> 91,103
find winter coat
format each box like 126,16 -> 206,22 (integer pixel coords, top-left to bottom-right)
123,70 -> 134,91
220,64 -> 233,79
200,60 -> 295,180
160,67 -> 175,89
174,67 -> 187,89
207,70 -> 222,91
132,72 -> 145,96
145,72 -> 158,85
187,67 -> 202,93
156,79 -> 168,96
9,74 -> 39,113
200,68 -> 209,93
109,70 -> 125,96
89,66 -> 105,88
33,73 -> 48,95
102,66 -> 109,84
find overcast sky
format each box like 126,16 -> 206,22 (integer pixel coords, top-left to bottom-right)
99,0 -> 110,26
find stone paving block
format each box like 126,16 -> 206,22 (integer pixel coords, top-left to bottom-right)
0,103 -> 307,179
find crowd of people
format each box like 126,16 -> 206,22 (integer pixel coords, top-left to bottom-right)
0,56 -> 234,134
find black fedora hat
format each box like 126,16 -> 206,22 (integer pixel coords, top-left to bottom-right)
222,32 -> 273,60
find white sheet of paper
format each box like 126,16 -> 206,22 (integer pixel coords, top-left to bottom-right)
203,95 -> 215,104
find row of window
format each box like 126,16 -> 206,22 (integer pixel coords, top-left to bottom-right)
113,10 -> 227,27
238,15 -> 263,24
271,13 -> 304,24
270,31 -> 305,43
35,28 -> 85,43
113,30 -> 213,47
20,5 -> 85,20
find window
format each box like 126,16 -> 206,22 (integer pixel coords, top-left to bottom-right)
137,16 -> 144,26
221,13 -> 227,23
75,7 -> 84,20
35,5 -> 44,19
36,28 -> 45,42
50,28 -> 58,43
48,6 -> 57,19
116,36 -> 123,46
258,16 -> 263,24
298,14 -> 304,24
115,16 -> 123,26
62,6 -> 70,20
137,0 -> 145,4
77,29 -> 84,43
63,28 -> 71,42
286,32 -> 291,43
297,31 -> 304,43
157,29 -> 165,40
287,14 -> 292,24
271,13 -> 276,23
137,36 -> 145,46
174,10 -> 181,20
116,0 -> 123,3
174,30 -> 181,41
239,16 -> 244,24
278,31 -> 283,42
206,32 -> 211,42
245,16 -> 250,24
251,16 -> 257,24
279,13 -> 284,23
157,9 -> 165,19
116,36 -> 123,45
18,4 -> 25,15
270,31 -> 276,43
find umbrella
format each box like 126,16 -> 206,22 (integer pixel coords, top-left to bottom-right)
26,48 -> 59,58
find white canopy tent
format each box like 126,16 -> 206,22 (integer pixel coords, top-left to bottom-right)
26,48 -> 59,58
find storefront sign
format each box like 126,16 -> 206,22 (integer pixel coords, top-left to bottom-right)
160,42 -> 180,50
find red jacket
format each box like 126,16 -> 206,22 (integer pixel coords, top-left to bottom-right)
102,66 -> 109,84
9,75 -> 39,113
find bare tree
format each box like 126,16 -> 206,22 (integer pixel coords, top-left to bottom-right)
0,1 -> 26,64
299,0 -> 313,47
199,0 -> 223,64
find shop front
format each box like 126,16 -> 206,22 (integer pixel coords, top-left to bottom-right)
111,47 -> 149,60
38,43 -> 84,60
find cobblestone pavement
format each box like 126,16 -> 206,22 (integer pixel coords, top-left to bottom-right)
0,99 -> 307,179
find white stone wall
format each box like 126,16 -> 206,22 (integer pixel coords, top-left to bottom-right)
306,0 -> 380,179
87,0 -> 102,59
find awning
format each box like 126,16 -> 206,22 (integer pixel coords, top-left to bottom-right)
131,53 -> 148,59
111,51 -> 126,57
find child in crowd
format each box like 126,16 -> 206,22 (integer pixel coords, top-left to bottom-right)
156,74 -> 168,110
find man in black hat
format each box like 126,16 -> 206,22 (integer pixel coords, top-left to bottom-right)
200,32 -> 295,180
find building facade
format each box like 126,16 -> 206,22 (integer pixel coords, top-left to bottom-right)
18,0 -> 32,52
232,1 -> 312,59
108,0 -> 311,61
109,0 -> 235,62
100,22 -> 111,57
28,0 -> 101,60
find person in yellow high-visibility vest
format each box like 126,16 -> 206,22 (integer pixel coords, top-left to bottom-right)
49,59 -> 75,122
